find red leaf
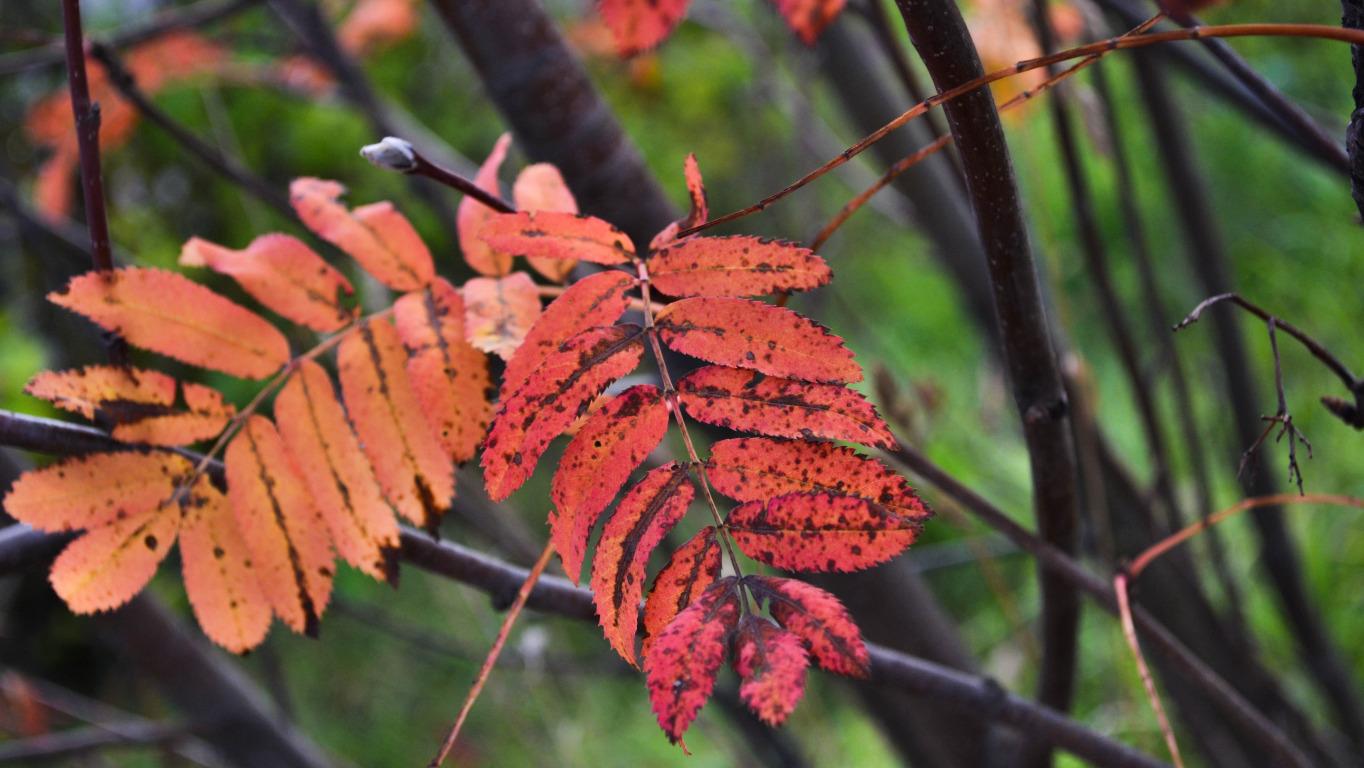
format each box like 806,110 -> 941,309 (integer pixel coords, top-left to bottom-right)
591,462 -> 695,666
462,272 -> 543,361
482,325 -> 646,500
337,319 -> 454,529
768,0 -> 846,45
458,133 -> 513,277
746,575 -> 869,677
644,576 -> 740,744
655,298 -> 860,383
733,615 -> 810,727
513,163 -> 581,282
598,0 -> 691,57
675,366 -> 895,448
290,178 -> 434,291
551,385 -> 669,584
648,238 -> 830,298
3,450 -> 194,532
641,526 -> 721,660
727,492 -> 922,572
706,437 -> 931,520
394,278 -> 493,464
480,211 -> 636,266
180,234 -> 356,332
179,477 -> 272,653
49,267 -> 290,380
49,504 -> 180,614
25,366 -> 234,446
681,153 -> 707,229
501,270 -> 637,400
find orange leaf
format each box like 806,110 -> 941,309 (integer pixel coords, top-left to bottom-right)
49,504 -> 180,614
3,450 -> 194,532
462,272 -> 543,361
482,325 -> 647,500
394,278 -> 494,464
225,415 -> 335,635
179,477 -> 272,653
641,526 -> 720,661
458,133 -> 514,277
290,178 -> 434,291
598,0 -> 691,57
26,366 -> 235,446
769,0 -> 846,45
337,0 -> 419,55
655,298 -> 860,383
647,236 -> 830,298
733,615 -> 810,727
501,270 -> 637,399
727,492 -> 922,572
746,575 -> 869,677
644,576 -> 739,744
675,366 -> 895,448
275,360 -> 401,581
337,320 -> 454,529
706,437 -> 931,521
513,163 -> 581,282
551,384 -> 669,584
49,267 -> 290,380
479,211 -> 636,266
591,462 -> 694,666
180,234 -> 356,332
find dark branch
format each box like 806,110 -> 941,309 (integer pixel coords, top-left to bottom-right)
361,137 -> 516,214
0,721 -> 192,764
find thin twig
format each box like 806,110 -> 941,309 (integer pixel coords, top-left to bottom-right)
362,138 -> 515,214
1114,574 -> 1186,768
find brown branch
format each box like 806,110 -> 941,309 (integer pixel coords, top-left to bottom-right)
361,138 -> 516,214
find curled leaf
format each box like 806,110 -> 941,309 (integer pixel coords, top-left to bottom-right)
644,576 -> 740,744
726,492 -> 922,572
3,450 -> 194,532
290,177 -> 434,291
746,575 -> 869,677
680,153 -> 707,229
458,133 -> 514,277
179,477 -> 272,653
49,504 -> 180,614
480,211 -> 636,266
641,527 -> 721,660
647,237 -> 830,298
733,615 -> 810,727
463,272 -> 543,361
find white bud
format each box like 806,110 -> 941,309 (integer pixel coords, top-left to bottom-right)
360,137 -> 416,172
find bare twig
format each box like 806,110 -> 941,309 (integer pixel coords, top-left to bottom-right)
1114,574 -> 1187,768
361,137 -> 515,213
0,721 -> 193,764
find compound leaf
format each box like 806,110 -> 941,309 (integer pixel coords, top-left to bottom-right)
551,384 -> 669,584
746,575 -> 869,677
641,526 -> 720,660
733,615 -> 810,727
591,462 -> 694,666
648,238 -> 830,298
598,0 -> 691,57
644,576 -> 739,744
480,211 -> 635,266
463,272 -> 543,361
179,476 -> 272,653
49,503 -> 180,614
25,366 -> 234,446
49,267 -> 290,380
291,177 -> 433,291
457,133 -> 514,277
727,492 -> 922,572
3,450 -> 194,532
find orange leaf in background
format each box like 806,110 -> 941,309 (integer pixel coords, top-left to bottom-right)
647,237 -> 830,298
275,361 -> 401,581
462,272 -> 543,361
25,366 -> 235,446
500,270 -> 636,398
706,437 -> 931,521
338,320 -> 454,530
769,0 -> 847,45
49,504 -> 181,614
225,415 -> 335,636
290,178 -> 434,291
178,477 -> 272,653
726,491 -> 923,572
655,297 -> 861,383
458,133 -> 514,277
482,325 -> 647,500
598,0 -> 691,57
513,163 -> 581,282
394,278 -> 493,464
180,234 -> 356,332
733,615 -> 810,727
551,384 -> 669,584
746,575 -> 869,677
676,366 -> 894,448
480,211 -> 636,266
337,0 -> 420,56
644,576 -> 739,744
3,450 -> 194,533
591,462 -> 694,666
49,267 -> 290,380
31,149 -> 78,223
641,527 -> 720,660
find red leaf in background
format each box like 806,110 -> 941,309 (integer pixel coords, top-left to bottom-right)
598,0 -> 691,57
179,477 -> 272,653
675,366 -> 894,448
49,504 -> 180,614
768,0 -> 847,45
645,576 -> 740,744
483,325 -> 647,500
655,298 -> 860,383
3,450 -> 193,533
680,152 -> 708,229
746,575 -> 869,677
647,238 -> 830,298
25,366 -> 234,446
180,234 -> 356,332
394,278 -> 493,464
458,133 -> 514,277
480,211 -> 636,266
706,437 -> 931,521
49,267 -> 290,380
500,270 -> 637,399
592,462 -> 695,666
732,614 -> 810,727
462,272 -> 543,361
551,385 -> 669,584
290,178 -> 434,291
726,491 -> 922,572
513,163 -> 582,282
641,526 -> 721,660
